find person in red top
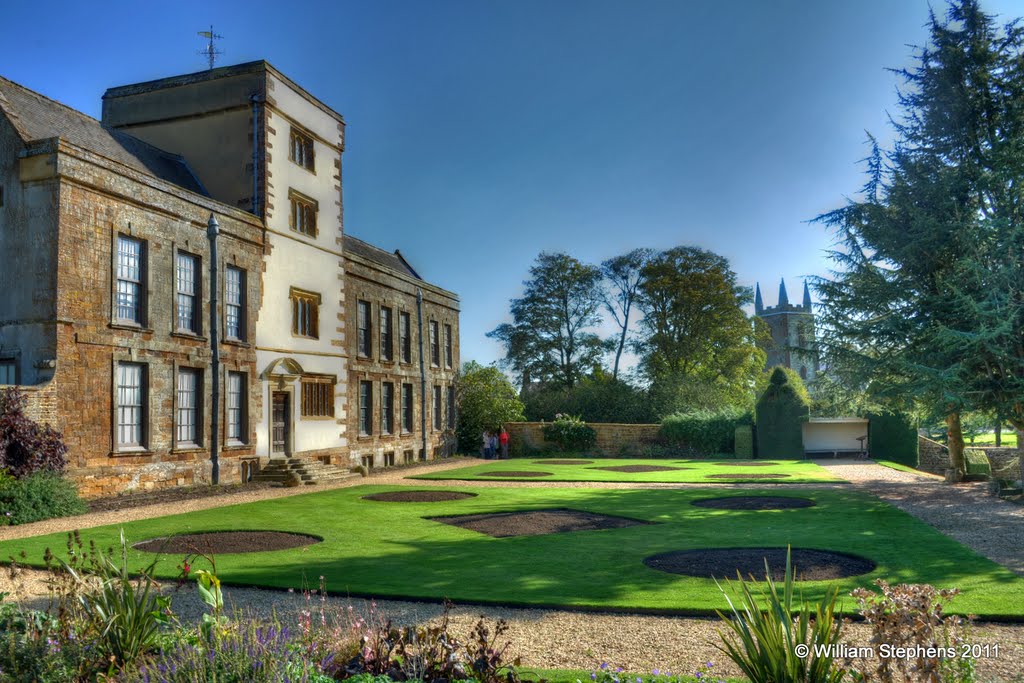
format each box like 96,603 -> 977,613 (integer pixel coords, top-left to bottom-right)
499,428 -> 510,459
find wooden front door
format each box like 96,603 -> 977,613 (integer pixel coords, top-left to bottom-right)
271,392 -> 290,456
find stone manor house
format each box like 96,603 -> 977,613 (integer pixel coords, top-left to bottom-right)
0,62 -> 460,497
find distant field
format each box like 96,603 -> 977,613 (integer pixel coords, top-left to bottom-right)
409,458 -> 842,484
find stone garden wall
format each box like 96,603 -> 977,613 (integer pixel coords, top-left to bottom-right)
917,435 -> 1021,477
506,422 -> 663,457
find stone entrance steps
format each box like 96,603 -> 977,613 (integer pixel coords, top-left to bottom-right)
252,457 -> 360,487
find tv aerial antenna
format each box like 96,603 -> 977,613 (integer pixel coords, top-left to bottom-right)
198,26 -> 224,70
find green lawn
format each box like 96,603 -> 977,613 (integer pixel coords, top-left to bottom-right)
2,485 -> 1020,618
875,460 -> 936,476
411,458 -> 842,483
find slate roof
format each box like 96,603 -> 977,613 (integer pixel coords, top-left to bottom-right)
343,234 -> 422,280
0,76 -> 206,195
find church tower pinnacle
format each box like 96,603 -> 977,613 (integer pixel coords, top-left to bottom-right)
802,280 -> 812,311
778,278 -> 789,307
755,282 -> 763,315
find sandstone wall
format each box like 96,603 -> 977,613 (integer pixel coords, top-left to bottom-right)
506,422 -> 663,457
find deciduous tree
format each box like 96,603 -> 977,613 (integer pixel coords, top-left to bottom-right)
635,246 -> 764,413
488,252 -> 606,389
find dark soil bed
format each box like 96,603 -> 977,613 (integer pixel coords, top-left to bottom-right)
691,495 -> 816,510
362,490 -> 477,503
533,459 -> 595,465
429,508 -> 653,538
705,473 -> 790,479
477,471 -> 553,477
87,482 -> 274,513
592,465 -> 688,473
644,547 -> 875,580
712,462 -> 775,467
134,531 -> 321,555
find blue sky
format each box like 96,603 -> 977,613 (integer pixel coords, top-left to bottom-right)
3,0 -> 1020,371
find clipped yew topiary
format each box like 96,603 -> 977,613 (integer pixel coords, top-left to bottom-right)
755,367 -> 810,459
734,425 -> 754,458
867,411 -> 918,467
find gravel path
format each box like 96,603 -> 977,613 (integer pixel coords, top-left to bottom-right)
818,459 -> 1024,576
2,458 -> 1024,680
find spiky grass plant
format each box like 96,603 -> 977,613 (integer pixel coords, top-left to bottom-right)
715,548 -> 847,683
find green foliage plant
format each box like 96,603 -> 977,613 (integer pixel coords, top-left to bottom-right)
755,367 -> 810,459
456,361 -> 526,453
850,580 -> 974,683
715,547 -> 847,683
60,529 -> 170,670
735,425 -> 754,458
866,411 -> 918,467
0,471 -> 86,526
542,414 -> 597,452
659,408 -> 751,455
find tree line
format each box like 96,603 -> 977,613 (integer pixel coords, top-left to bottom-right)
487,247 -> 768,422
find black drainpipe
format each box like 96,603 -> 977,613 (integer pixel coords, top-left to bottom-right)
207,213 -> 221,485
416,288 -> 427,460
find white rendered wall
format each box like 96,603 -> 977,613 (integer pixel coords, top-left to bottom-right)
253,73 -> 346,457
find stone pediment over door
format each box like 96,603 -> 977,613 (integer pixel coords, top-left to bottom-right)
262,357 -> 305,391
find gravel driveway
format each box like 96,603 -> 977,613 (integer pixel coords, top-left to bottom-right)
2,458 -> 1023,680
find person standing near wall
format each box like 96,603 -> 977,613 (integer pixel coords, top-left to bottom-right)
499,427 -> 509,459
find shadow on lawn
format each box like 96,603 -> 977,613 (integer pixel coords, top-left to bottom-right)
199,487 -> 1019,615
3,486 -> 1020,617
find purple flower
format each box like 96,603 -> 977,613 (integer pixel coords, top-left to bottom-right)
591,674 -> 597,680
600,663 -> 609,671
652,670 -> 660,676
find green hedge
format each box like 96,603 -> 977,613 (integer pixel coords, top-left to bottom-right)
964,448 -> 991,481
754,367 -> 809,459
659,408 -> 751,455
0,472 -> 86,525
734,425 -> 754,458
867,411 -> 919,467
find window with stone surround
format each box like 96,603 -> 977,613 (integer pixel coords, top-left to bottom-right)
115,362 -> 147,450
225,266 -> 245,341
115,235 -> 146,325
226,371 -> 247,444
0,358 -> 16,385
176,367 -> 202,447
381,381 -> 394,435
432,385 -> 442,431
429,321 -> 440,367
401,383 -> 413,433
380,306 -> 393,361
175,251 -> 201,334
301,375 -> 335,418
289,189 -> 318,238
399,311 -> 412,363
290,287 -> 320,339
444,323 -> 453,368
289,127 -> 315,172
357,300 -> 372,358
359,381 -> 373,436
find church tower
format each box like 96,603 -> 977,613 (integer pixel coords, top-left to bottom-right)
755,278 -> 817,382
